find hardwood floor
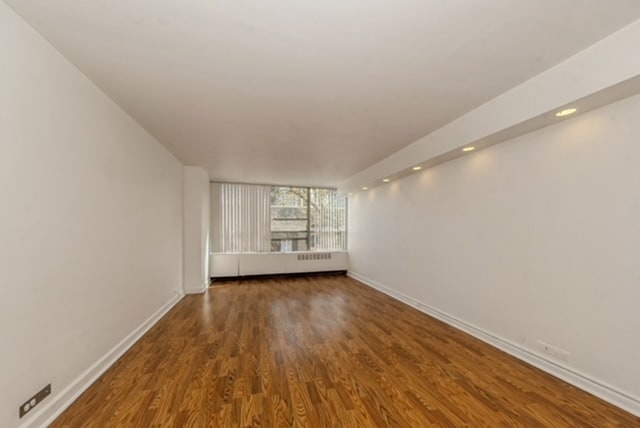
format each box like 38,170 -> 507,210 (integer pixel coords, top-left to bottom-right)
52,275 -> 640,427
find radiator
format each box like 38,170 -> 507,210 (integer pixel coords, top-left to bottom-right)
210,252 -> 347,277
297,252 -> 331,261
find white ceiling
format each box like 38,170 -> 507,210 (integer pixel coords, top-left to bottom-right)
7,0 -> 640,187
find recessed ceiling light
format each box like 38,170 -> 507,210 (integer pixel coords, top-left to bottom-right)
361,187 -> 368,190
412,166 -> 422,171
462,146 -> 475,152
382,178 -> 390,182
555,108 -> 577,117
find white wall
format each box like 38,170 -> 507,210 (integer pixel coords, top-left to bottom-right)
348,94 -> 640,413
0,3 -> 183,427
183,166 -> 210,293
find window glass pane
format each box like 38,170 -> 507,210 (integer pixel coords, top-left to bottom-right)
272,206 -> 307,219
270,186 -> 346,252
309,188 -> 346,251
271,231 -> 308,240
271,219 -> 307,232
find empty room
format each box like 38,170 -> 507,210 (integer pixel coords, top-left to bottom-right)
2,0 -> 640,427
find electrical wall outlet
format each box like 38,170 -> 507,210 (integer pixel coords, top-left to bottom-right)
538,341 -> 570,362
19,384 -> 51,418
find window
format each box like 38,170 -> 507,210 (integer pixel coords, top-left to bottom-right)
217,183 -> 271,253
271,187 -> 310,251
310,187 -> 347,251
270,186 -> 346,252
212,182 -> 347,253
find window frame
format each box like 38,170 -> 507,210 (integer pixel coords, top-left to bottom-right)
270,186 -> 346,252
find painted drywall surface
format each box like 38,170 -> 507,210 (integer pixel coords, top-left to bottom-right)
0,3 -> 183,427
341,18 -> 640,194
348,94 -> 640,402
183,166 -> 210,292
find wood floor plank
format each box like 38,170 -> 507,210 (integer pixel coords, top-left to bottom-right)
52,275 -> 640,427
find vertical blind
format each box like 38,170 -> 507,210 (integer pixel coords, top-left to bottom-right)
310,188 -> 347,251
219,183 -> 271,253
214,182 -> 347,253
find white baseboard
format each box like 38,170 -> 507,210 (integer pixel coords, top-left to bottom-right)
21,291 -> 185,428
184,282 -> 209,294
347,271 -> 640,417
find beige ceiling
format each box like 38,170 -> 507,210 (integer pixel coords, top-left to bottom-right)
7,0 -> 640,186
